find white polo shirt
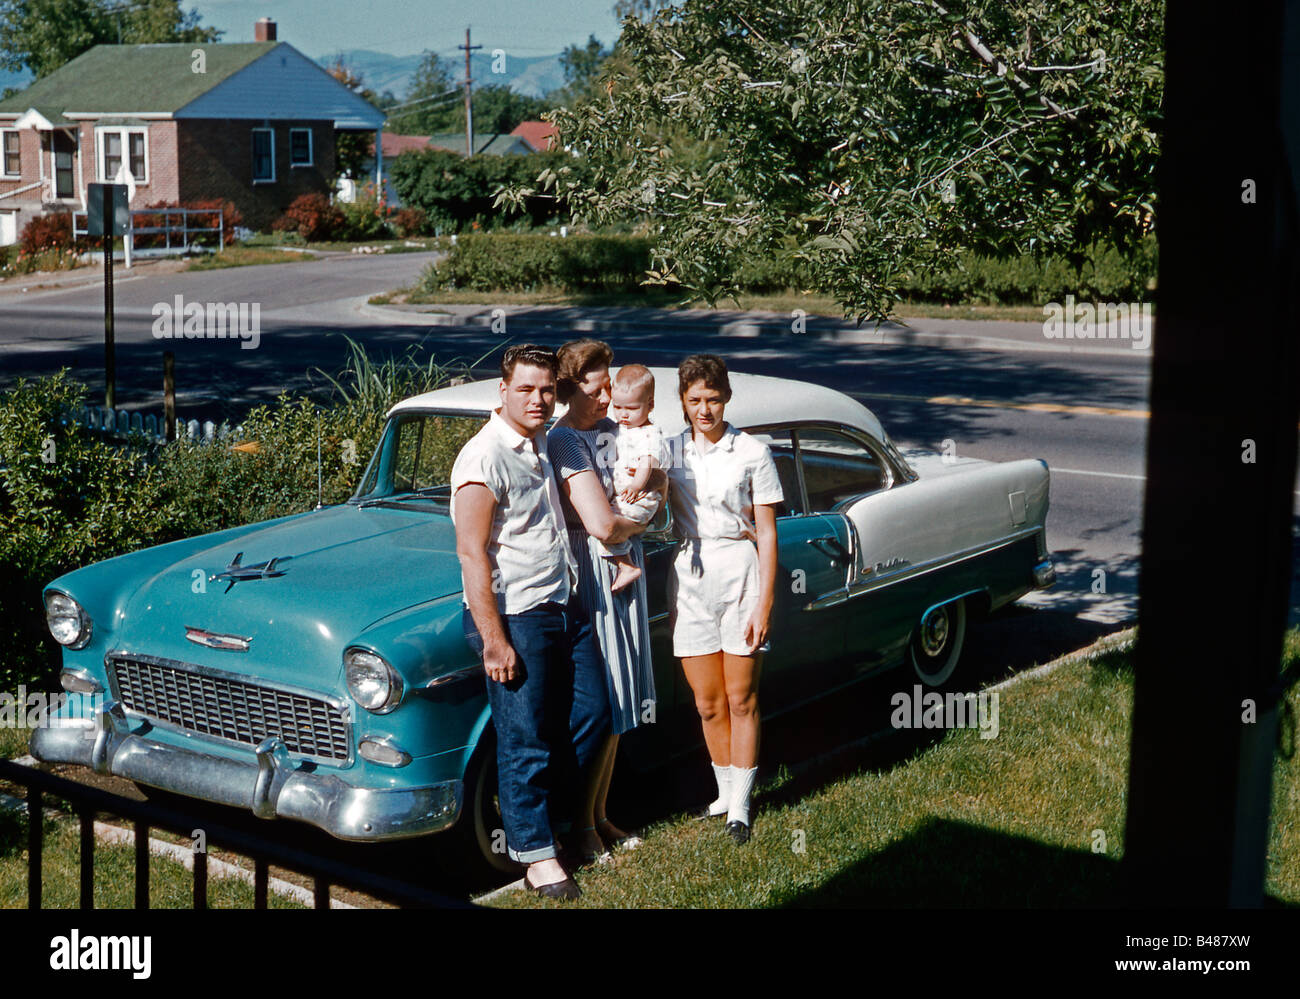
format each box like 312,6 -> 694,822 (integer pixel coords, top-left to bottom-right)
667,423 -> 784,542
450,409 -> 576,614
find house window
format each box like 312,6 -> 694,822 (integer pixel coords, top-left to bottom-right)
53,130 -> 76,198
252,128 -> 275,182
97,127 -> 147,183
289,128 -> 312,167
1,130 -> 19,177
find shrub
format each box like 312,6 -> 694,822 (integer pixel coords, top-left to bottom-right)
336,181 -> 395,241
391,206 -> 427,238
273,192 -> 344,242
20,212 -> 75,254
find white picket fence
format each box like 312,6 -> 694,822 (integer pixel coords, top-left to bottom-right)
69,405 -> 243,445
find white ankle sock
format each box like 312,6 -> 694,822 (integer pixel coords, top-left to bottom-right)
708,762 -> 731,816
727,765 -> 758,826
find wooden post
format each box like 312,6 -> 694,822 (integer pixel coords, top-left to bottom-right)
163,351 -> 176,443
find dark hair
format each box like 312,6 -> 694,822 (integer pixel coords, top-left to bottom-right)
556,338 -> 614,402
677,354 -> 731,402
500,344 -> 558,382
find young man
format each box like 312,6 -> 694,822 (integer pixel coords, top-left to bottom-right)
451,344 -> 611,899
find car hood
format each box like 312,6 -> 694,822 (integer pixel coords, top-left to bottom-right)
105,505 -> 462,689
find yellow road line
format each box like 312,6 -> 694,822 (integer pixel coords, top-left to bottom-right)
858,391 -> 1150,419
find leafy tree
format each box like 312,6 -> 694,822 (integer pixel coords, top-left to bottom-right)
560,33 -> 610,88
327,60 -> 386,179
448,83 -> 551,135
389,50 -> 459,135
0,0 -> 219,78
519,0 -> 1162,320
389,148 -> 574,232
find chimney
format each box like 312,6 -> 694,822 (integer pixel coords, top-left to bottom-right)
254,18 -> 277,42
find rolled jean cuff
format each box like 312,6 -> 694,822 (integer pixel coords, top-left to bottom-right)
510,842 -> 558,864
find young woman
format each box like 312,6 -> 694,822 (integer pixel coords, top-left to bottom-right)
667,354 -> 782,844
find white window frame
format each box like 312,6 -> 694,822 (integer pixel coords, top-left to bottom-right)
0,128 -> 20,179
289,127 -> 313,168
252,127 -> 276,183
94,126 -> 148,184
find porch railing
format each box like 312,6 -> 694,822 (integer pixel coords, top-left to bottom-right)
0,758 -> 470,910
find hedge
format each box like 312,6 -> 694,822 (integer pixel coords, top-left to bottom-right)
417,232 -> 1158,304
420,233 -> 658,293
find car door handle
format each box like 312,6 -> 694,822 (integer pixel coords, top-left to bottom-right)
806,535 -> 849,563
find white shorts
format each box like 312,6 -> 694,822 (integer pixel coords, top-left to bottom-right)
669,537 -> 768,658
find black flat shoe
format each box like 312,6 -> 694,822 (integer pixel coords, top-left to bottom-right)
725,820 -> 751,844
524,870 -> 582,900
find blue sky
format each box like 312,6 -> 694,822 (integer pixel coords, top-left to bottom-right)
187,0 -> 625,59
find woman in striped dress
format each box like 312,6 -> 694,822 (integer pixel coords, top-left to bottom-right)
548,339 -> 661,863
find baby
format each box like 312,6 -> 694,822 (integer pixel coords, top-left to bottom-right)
600,364 -> 667,593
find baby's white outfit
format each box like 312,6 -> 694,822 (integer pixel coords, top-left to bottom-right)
599,421 -> 666,557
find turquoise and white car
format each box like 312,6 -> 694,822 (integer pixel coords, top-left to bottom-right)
33,369 -> 1054,873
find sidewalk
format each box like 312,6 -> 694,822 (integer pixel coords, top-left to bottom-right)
0,255 -> 185,298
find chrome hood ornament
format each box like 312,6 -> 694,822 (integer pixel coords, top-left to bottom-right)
211,552 -> 292,593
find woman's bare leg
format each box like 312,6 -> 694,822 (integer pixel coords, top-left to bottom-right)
681,653 -> 730,765
721,652 -> 762,767
577,733 -> 617,857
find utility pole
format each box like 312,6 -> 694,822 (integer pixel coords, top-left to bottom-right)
459,28 -> 481,156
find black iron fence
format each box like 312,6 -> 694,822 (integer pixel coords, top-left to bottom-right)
0,759 -> 472,910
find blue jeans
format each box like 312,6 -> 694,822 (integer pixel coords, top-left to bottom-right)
463,601 -> 610,863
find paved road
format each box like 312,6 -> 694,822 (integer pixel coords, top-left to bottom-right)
1,251 -> 1296,633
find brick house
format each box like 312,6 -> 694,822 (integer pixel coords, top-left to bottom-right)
0,19 -> 384,242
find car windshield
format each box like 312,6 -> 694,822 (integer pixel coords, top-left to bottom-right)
351,410 -> 487,506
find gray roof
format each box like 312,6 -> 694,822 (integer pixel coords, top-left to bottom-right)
0,42 -> 385,130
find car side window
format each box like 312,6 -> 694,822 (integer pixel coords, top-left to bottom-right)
797,428 -> 891,512
747,429 -> 804,517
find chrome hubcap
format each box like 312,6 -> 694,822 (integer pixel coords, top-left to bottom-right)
920,607 -> 950,656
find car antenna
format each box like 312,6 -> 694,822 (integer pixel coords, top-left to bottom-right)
315,409 -> 323,510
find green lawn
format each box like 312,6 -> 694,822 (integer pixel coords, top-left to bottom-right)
488,628 -> 1300,908
0,805 -> 306,909
183,246 -> 313,271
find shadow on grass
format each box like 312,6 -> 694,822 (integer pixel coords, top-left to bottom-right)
785,817 -> 1123,907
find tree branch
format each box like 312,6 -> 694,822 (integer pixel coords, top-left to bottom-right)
907,105 -> 1086,199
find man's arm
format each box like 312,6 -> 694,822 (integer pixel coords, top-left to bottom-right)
453,483 -> 518,683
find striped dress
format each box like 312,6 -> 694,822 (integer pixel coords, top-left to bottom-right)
548,418 -> 656,735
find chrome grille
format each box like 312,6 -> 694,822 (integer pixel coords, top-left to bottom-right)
109,656 -> 350,762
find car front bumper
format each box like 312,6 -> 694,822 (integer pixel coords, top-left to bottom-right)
29,700 -> 463,841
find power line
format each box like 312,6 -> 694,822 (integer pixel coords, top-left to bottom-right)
381,87 -> 463,115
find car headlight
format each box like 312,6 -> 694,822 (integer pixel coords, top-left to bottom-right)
344,648 -> 404,714
45,591 -> 92,649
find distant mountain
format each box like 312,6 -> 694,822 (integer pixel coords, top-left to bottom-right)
316,49 -> 566,101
